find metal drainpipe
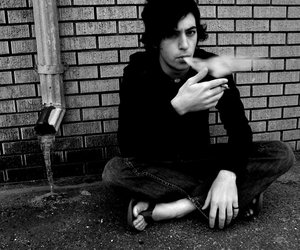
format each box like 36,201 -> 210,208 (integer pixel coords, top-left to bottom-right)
32,0 -> 65,135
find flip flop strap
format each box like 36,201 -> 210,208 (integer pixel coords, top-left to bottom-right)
140,203 -> 155,224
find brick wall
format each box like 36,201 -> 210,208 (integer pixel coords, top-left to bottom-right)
0,0 -> 299,183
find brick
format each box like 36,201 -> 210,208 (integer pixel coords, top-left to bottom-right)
236,20 -> 269,32
269,119 -> 297,132
237,86 -> 251,97
0,42 -> 9,54
253,59 -> 284,71
285,84 -> 300,95
272,0 -> 300,5
64,66 -> 98,80
218,6 -> 252,18
61,52 -> 77,65
74,0 -> 115,4
78,50 -> 118,65
103,120 -> 118,133
8,10 -> 34,23
254,33 -> 286,45
0,55 -> 32,70
59,23 -> 74,36
101,93 -> 120,106
249,121 -> 266,133
120,49 -> 144,62
0,25 -> 29,39
80,79 -> 119,93
65,94 -> 99,108
200,6 -> 216,18
63,121 -> 102,136
100,64 -> 126,78
57,0 -> 72,6
287,33 -> 300,44
117,0 -> 145,4
0,128 -> 19,141
288,7 -> 300,18
0,155 -> 22,171
253,85 -> 283,96
0,0 -> 27,8
271,20 -> 300,32
99,35 -> 138,49
254,7 -> 286,18
59,7 -> 94,21
85,133 -> 118,147
83,106 -> 118,120
218,33 -> 252,45
54,136 -> 83,150
6,167 -> 45,182
199,0 -> 234,4
0,11 -> 5,24
0,100 -> 16,113
16,98 -> 41,112
201,33 -> 217,46
283,130 -> 300,141
204,20 -> 234,32
63,109 -> 81,122
14,69 -> 39,83
20,126 -> 36,139
283,107 -> 300,118
236,0 -> 270,4
251,108 -> 281,121
0,72 -> 12,84
3,139 -> 40,154
97,6 -> 137,19
236,72 -> 268,85
66,149 -> 104,164
270,96 -> 299,107
76,21 -> 116,35
118,20 -> 144,34
11,39 -> 36,54
253,132 -> 280,142
236,46 -> 269,58
0,112 -> 38,127
61,37 -> 96,51
209,124 -> 226,137
0,84 -> 36,100
241,97 -> 267,109
270,72 -> 299,83
64,81 -> 79,94
286,59 -> 300,70
204,47 -> 234,57
271,46 -> 300,58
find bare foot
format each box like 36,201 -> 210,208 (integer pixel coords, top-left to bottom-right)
131,198 -> 196,231
132,201 -> 150,231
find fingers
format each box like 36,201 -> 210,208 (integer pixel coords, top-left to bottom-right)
209,204 -> 218,229
207,78 -> 228,90
188,67 -> 209,85
232,200 -> 239,219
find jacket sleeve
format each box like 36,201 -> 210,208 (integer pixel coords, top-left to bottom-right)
216,74 -> 253,177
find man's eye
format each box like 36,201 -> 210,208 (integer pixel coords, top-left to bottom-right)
186,30 -> 196,37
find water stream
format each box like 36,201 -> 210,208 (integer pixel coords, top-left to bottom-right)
38,134 -> 56,195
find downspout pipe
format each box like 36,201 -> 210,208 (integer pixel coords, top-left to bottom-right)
32,0 -> 65,136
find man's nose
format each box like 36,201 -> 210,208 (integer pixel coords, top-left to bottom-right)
179,34 -> 188,50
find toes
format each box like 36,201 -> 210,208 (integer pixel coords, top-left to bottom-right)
133,215 -> 148,231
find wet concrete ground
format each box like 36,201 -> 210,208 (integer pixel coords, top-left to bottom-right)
0,157 -> 300,250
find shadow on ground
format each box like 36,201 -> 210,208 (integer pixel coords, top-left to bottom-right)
1,159 -> 300,249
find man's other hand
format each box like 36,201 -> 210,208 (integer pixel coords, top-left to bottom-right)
202,170 -> 239,229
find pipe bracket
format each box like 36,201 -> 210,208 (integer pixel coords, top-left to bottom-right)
37,64 -> 65,74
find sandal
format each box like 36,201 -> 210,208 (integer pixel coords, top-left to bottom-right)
243,193 -> 263,220
127,199 -> 155,230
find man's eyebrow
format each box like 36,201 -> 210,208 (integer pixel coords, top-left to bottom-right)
174,26 -> 197,32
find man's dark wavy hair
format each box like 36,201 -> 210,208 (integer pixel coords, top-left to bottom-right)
141,0 -> 208,52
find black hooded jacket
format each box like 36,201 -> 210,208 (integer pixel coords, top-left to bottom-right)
118,48 -> 253,176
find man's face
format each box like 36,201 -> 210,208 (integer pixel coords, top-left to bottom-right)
159,13 -> 198,77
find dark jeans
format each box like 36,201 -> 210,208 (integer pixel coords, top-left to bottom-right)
102,141 -> 295,219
